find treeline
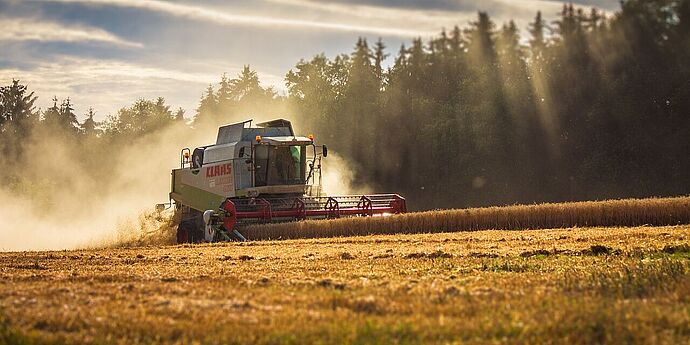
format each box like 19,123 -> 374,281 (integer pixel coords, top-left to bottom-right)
0,82 -> 188,203
1,0 -> 689,210
283,0 -> 690,208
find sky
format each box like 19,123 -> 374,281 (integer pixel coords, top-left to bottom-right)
0,0 -> 621,121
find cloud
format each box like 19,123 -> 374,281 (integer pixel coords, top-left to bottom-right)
265,0 -> 476,30
0,17 -> 142,47
266,0 -> 613,33
39,0 -> 437,37
0,56 -> 284,119
287,0 -> 619,12
40,0 -> 612,42
0,56 -> 209,116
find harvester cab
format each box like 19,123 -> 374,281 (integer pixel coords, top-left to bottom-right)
170,119 -> 406,243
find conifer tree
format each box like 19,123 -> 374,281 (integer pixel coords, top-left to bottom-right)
528,11 -> 547,60
59,98 -> 79,132
194,84 -> 218,124
174,108 -> 185,122
0,79 -> 37,134
80,107 -> 99,136
373,38 -> 388,90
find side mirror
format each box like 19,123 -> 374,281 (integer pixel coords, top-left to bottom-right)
322,145 -> 328,158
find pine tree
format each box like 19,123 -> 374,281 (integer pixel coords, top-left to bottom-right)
449,26 -> 463,56
465,12 -> 497,64
0,79 -> 37,134
286,54 -> 337,133
59,98 -> 79,132
217,73 -> 232,105
231,66 -> 262,101
392,44 -> 407,76
529,11 -> 547,60
80,107 -> 99,136
174,108 -> 185,122
194,84 -> 218,124
0,80 -> 38,159
588,8 -> 603,31
340,38 -> 379,175
373,38 -> 388,90
151,97 -> 173,130
42,96 -> 61,127
498,21 -> 522,62
42,96 -> 78,132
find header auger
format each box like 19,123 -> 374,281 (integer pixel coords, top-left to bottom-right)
168,119 -> 406,243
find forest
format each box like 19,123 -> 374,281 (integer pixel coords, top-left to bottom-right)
1,0 -> 689,210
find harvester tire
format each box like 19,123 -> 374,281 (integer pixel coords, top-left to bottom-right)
176,220 -> 202,244
176,221 -> 189,244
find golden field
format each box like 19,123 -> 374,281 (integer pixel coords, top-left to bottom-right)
1,225 -> 689,344
243,196 -> 690,240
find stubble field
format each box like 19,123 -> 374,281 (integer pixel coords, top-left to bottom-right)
1,225 -> 689,344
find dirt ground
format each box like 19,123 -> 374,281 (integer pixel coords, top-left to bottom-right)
1,226 -> 689,344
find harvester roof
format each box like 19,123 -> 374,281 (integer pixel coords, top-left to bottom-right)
258,136 -> 313,145
216,118 -> 295,145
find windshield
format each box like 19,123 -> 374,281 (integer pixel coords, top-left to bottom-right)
255,145 -> 306,186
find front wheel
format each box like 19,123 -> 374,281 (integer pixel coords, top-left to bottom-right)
176,220 -> 203,244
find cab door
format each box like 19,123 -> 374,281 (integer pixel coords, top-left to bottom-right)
254,145 -> 269,187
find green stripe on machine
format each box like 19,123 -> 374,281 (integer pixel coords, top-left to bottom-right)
171,182 -> 226,212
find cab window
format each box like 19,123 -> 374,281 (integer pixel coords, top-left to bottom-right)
255,145 -> 306,186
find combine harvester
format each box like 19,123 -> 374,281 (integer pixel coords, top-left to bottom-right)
168,119 -> 406,243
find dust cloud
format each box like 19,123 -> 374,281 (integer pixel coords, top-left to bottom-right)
0,114 -> 362,251
0,122 -> 213,252
320,152 -> 372,196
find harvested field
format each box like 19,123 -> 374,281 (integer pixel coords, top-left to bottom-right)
1,225 -> 689,344
243,196 -> 690,240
